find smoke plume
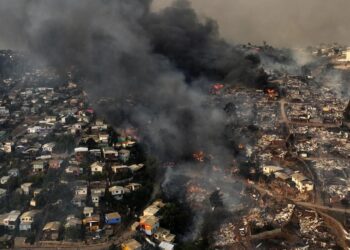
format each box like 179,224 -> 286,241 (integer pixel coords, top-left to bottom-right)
0,0 -> 266,160
153,0 -> 350,47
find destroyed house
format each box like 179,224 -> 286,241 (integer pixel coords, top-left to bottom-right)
262,165 -> 283,176
83,215 -> 100,232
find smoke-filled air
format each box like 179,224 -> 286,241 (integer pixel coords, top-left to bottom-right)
0,0 -> 350,249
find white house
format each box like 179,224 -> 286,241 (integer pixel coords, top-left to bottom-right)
42,142 -> 56,152
3,210 -> 21,230
98,133 -> 109,143
90,162 -> 104,175
21,183 -> 33,195
27,126 -> 43,134
83,207 -> 94,217
0,176 -> 10,185
19,210 -> 41,231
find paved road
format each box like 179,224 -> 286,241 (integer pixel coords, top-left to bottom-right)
296,201 -> 350,214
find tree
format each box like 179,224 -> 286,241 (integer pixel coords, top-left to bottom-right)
54,134 -> 75,153
64,226 -> 82,241
160,202 -> 192,235
86,138 -> 98,150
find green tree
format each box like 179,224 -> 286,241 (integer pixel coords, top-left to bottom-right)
160,202 -> 192,235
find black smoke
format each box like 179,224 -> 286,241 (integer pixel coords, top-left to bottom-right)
0,0 -> 266,160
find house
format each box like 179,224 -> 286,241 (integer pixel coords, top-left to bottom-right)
2,210 -> 21,230
121,239 -> 142,250
71,194 -> 87,207
49,159 -> 63,169
83,207 -> 94,217
128,164 -> 144,172
159,241 -> 175,250
89,149 -> 101,158
154,228 -> 176,243
32,160 -> 46,173
291,172 -> 314,193
111,165 -> 129,174
105,212 -> 121,225
131,222 -> 140,231
27,126 -> 43,134
42,142 -> 56,153
72,185 -> 88,207
65,166 -> 82,175
70,123 -> 82,134
119,149 -> 130,162
90,162 -> 103,175
83,215 -> 100,232
19,210 -> 40,231
102,147 -> 118,161
74,147 -> 89,162
21,182 -> 32,195
75,185 -> 88,196
65,215 -> 82,229
3,142 -> 12,153
0,176 -> 10,185
262,165 -> 283,176
8,168 -> 19,177
91,119 -> 108,131
109,186 -> 125,200
143,200 -> 165,217
33,188 -> 42,197
91,186 -> 105,207
98,133 -> 109,143
91,187 -> 105,197
30,199 -> 37,207
125,183 -> 142,192
42,221 -> 60,240
139,215 -> 159,236
91,194 -> 100,207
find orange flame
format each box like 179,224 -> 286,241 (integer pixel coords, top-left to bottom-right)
193,151 -> 205,162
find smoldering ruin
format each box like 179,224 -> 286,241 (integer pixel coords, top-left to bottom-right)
1,0 -> 350,249
0,0 -> 271,160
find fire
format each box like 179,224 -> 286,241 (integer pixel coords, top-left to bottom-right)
119,127 -> 139,140
187,184 -> 206,193
266,88 -> 278,98
193,151 -> 205,162
210,83 -> 225,94
238,144 -> 245,149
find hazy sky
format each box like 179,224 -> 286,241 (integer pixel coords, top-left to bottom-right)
152,0 -> 350,47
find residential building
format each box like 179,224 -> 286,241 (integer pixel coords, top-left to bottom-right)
90,162 -> 103,175
121,239 -> 142,250
105,212 -> 121,225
